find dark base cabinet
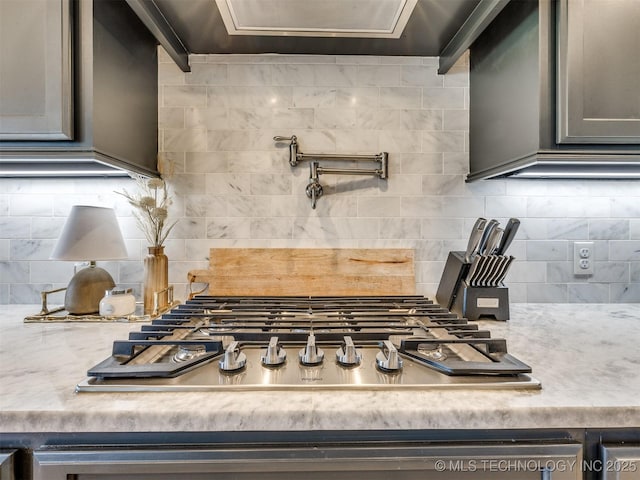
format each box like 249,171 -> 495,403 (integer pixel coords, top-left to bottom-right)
32,443 -> 582,480
1,429 -> 638,480
600,446 -> 640,480
0,450 -> 16,480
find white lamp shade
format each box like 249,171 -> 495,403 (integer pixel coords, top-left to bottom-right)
51,206 -> 128,261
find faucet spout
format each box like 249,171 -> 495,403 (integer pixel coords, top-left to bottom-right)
306,161 -> 323,209
306,180 -> 323,209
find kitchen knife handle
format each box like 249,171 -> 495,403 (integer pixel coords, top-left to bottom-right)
464,217 -> 487,263
496,218 -> 520,255
477,219 -> 499,255
485,227 -> 503,255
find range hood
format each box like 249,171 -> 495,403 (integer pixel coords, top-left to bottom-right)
214,0 -> 418,38
0,0 -> 159,178
129,0 -> 511,73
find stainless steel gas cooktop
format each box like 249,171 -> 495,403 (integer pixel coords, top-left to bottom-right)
76,295 -> 540,392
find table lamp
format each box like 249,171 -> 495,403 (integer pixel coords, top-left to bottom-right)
51,205 -> 129,314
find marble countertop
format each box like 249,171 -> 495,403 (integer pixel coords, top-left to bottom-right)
1,304 -> 639,433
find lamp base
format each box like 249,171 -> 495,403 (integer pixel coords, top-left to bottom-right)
65,264 -> 116,315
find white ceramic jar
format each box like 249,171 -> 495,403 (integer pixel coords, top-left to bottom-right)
99,288 -> 136,316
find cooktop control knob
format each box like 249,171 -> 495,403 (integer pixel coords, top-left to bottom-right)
299,333 -> 324,366
336,336 -> 362,367
261,336 -> 286,367
219,341 -> 247,372
376,340 -> 403,373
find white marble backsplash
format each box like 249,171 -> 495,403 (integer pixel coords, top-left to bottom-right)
0,50 -> 639,304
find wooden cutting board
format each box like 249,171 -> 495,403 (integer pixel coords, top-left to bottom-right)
188,248 -> 415,296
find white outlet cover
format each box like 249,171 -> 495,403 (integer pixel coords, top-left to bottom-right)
574,241 -> 594,275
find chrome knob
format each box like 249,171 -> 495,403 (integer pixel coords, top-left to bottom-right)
336,336 -> 362,367
261,336 -> 286,367
376,340 -> 403,372
219,341 -> 247,372
299,333 -> 324,366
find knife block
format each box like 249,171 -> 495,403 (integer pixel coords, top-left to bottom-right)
451,282 -> 510,321
435,251 -> 470,311
436,250 -> 511,321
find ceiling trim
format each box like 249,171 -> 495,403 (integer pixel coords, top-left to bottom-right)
125,0 -> 190,72
438,0 -> 510,74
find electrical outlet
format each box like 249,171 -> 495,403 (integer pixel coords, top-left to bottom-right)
574,241 -> 594,275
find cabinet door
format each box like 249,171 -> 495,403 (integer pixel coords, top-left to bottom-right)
556,0 -> 640,144
0,0 -> 73,140
33,443 -> 582,480
0,450 -> 16,480
601,445 -> 640,480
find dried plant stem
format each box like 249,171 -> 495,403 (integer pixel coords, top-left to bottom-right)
116,175 -> 178,247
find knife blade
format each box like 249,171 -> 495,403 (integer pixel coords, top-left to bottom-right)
463,217 -> 487,263
495,218 -> 520,255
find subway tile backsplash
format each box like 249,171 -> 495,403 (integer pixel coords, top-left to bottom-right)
0,51 -> 639,305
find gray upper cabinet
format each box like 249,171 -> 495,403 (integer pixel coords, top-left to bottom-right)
468,0 -> 640,180
556,0 -> 640,144
0,0 -> 159,178
0,0 -> 73,140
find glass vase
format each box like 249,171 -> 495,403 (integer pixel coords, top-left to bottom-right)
143,245 -> 169,315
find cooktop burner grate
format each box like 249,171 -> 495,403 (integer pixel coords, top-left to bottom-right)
77,295 -> 540,392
